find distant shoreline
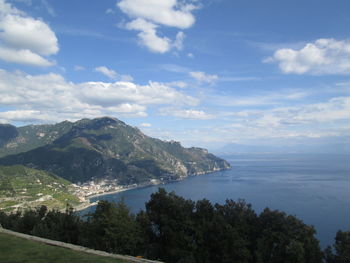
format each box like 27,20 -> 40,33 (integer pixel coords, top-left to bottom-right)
74,182 -> 166,212
74,167 -> 231,212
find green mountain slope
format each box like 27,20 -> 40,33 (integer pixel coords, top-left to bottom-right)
0,165 -> 81,211
0,117 -> 230,185
0,121 -> 73,158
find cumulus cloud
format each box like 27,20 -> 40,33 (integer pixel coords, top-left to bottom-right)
125,18 -> 171,53
117,0 -> 197,28
0,46 -> 53,66
189,71 -> 218,84
117,0 -> 199,53
0,69 -> 198,123
0,0 -> 58,66
266,38 -> 350,75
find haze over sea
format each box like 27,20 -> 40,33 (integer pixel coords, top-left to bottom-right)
84,153 -> 350,248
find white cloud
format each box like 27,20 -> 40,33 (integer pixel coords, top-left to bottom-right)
0,0 -> 58,66
0,69 -> 198,123
0,13 -> 58,55
106,104 -> 147,116
160,108 -> 214,120
95,66 -> 118,79
0,46 -> 53,66
0,110 -> 48,123
229,96 -> 350,128
0,0 -> 21,15
117,0 -> 199,53
167,81 -> 187,88
284,97 -> 350,124
95,66 -> 133,81
80,80 -> 197,106
117,0 -> 198,28
125,18 -> 171,53
266,38 -> 350,75
189,71 -> 218,84
168,95 -> 350,145
173,31 -> 185,50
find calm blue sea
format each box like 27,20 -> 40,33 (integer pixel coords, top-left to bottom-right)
83,153 -> 350,248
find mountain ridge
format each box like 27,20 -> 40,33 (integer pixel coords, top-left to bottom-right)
0,117 -> 230,185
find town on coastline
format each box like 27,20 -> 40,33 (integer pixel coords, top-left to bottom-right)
72,167 -> 226,211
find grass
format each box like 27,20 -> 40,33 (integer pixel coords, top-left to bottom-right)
0,232 -> 129,263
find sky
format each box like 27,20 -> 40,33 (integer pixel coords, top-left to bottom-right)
0,0 -> 350,150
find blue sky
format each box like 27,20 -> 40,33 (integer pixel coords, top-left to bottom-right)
1,0 -> 350,150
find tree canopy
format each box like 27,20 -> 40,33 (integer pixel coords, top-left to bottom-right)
0,188 -> 345,263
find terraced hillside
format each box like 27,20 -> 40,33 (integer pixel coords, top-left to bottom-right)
0,165 -> 82,212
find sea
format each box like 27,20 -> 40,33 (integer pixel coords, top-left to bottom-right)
82,153 -> 350,248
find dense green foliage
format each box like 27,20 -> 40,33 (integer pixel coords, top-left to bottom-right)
81,200 -> 144,255
139,189 -> 323,263
0,165 -> 81,211
0,117 -> 230,184
0,232 -> 129,263
324,231 -> 350,263
1,188 -> 344,263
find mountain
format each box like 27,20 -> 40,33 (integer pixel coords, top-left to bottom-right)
0,117 -> 230,185
0,121 -> 73,158
0,165 -> 81,211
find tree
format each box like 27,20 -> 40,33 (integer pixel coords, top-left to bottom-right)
32,205 -> 81,244
324,231 -> 350,263
143,188 -> 196,262
82,200 -> 143,255
255,208 -> 322,263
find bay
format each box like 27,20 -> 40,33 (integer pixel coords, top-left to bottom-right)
83,153 -> 350,248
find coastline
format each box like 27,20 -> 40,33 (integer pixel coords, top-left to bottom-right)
73,182 -> 164,212
73,167 -> 231,212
